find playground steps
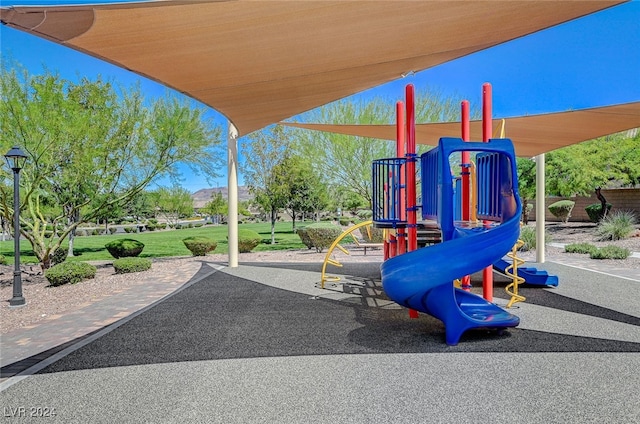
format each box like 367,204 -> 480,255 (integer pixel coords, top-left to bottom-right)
417,222 -> 441,247
493,258 -> 559,287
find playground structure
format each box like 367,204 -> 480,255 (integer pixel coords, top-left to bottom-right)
320,83 -> 559,345
372,83 -> 550,345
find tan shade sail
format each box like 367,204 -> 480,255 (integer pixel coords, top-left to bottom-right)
0,0 -> 625,136
281,102 -> 640,157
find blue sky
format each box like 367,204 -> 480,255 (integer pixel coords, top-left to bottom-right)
1,1 -> 639,192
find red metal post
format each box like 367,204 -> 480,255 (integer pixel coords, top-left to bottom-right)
406,85 -> 418,319
482,83 -> 494,302
396,101 -> 407,255
460,100 -> 472,292
406,85 -> 418,252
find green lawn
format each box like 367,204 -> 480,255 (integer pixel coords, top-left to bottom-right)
0,221 -> 310,264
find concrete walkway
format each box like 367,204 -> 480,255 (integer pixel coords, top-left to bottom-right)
1,253 -> 639,423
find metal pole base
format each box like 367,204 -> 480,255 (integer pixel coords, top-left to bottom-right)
9,296 -> 26,307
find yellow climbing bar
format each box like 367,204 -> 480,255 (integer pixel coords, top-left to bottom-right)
321,220 -> 379,288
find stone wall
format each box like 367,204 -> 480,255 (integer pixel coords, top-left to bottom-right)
528,188 -> 640,222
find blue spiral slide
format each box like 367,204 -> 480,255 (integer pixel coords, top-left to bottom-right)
381,138 -> 522,345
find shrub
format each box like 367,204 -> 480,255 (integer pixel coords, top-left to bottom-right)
548,200 -> 575,223
108,227 -> 118,234
590,245 -> 631,260
356,210 -> 373,219
585,203 -> 612,223
0,254 -> 6,265
296,227 -> 314,250
45,261 -> 96,287
237,229 -> 262,253
339,218 -> 351,226
105,238 -> 145,259
51,247 -> 68,265
124,226 -> 136,233
304,222 -> 343,253
518,226 -> 536,251
182,236 -> 217,256
565,242 -> 598,255
595,210 -> 637,241
113,257 -> 152,274
146,223 -> 157,231
361,225 -> 384,243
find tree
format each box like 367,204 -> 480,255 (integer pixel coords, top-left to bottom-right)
546,131 -> 640,197
202,191 -> 227,224
516,157 -> 536,223
241,125 -> 291,244
0,67 -> 222,269
150,186 -> 195,226
291,88 -> 476,207
122,191 -> 155,222
273,155 -> 329,231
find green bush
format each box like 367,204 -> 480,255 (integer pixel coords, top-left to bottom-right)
105,238 -> 145,259
585,203 -> 612,223
565,242 -> 598,255
51,247 -> 68,266
238,229 -> 262,253
590,245 -> 631,260
356,210 -> 373,219
124,226 -> 136,233
296,227 -> 314,250
518,226 -> 536,251
595,211 -> 637,241
304,222 -> 343,253
339,218 -> 351,226
108,227 -> 118,234
361,226 -> 384,243
113,257 -> 152,274
44,261 -> 96,287
182,236 -> 217,256
0,254 -> 6,265
548,200 -> 575,223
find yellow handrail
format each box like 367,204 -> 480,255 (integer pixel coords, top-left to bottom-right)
505,239 -> 526,308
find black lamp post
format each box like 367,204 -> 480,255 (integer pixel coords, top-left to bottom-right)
5,146 -> 27,307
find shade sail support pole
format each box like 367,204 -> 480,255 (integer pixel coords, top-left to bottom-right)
228,121 -> 239,268
536,153 -> 545,263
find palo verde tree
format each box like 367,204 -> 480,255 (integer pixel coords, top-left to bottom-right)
291,87 -> 477,208
149,186 -> 195,226
0,66 -> 222,269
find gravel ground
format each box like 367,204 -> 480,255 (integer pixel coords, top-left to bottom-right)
1,222 -> 638,336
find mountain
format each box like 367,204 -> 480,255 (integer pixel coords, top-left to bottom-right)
192,186 -> 253,209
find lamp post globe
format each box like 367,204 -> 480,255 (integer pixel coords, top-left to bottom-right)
5,146 -> 27,307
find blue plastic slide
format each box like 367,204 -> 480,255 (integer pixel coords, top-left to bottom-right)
381,138 -> 521,345
493,258 -> 559,287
